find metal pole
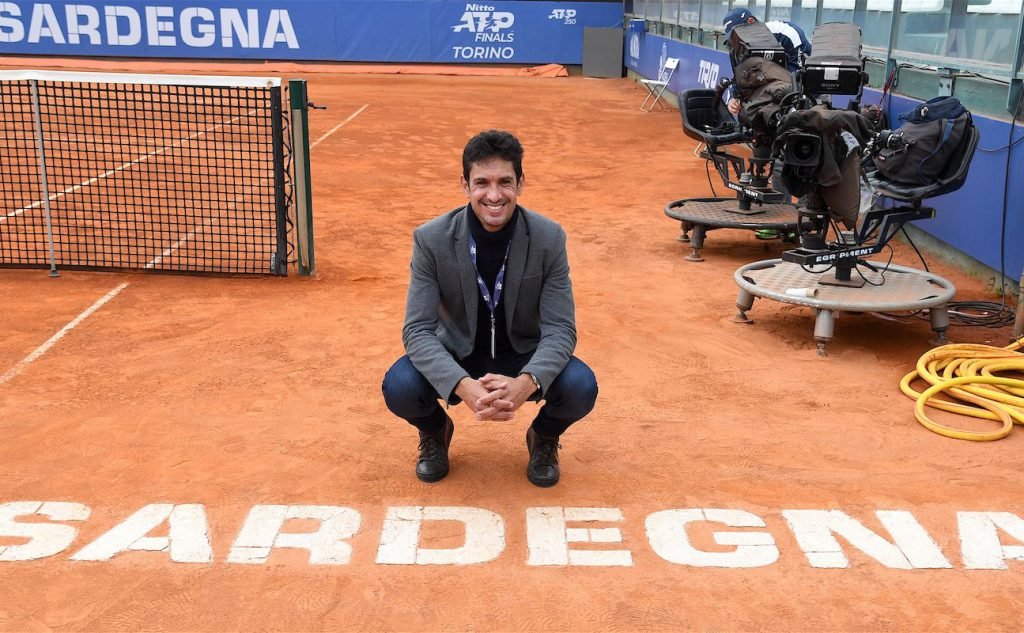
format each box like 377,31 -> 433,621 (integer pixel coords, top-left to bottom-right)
696,0 -> 703,46
884,0 -> 904,97
30,79 -> 59,278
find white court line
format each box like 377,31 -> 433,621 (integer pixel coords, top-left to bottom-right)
145,232 -> 198,269
141,104 -> 369,269
311,104 -> 368,149
1,109 -> 260,223
0,282 -> 129,387
0,112 -> 257,383
3,218 -> 205,387
0,104 -> 369,385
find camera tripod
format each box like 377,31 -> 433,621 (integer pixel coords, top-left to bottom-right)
782,203 -> 936,287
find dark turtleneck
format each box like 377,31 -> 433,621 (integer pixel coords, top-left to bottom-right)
467,205 -> 519,358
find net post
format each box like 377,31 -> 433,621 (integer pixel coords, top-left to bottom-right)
271,85 -> 289,276
288,79 -> 315,277
30,79 -> 59,278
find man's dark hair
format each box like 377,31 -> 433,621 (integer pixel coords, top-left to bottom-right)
462,130 -> 524,182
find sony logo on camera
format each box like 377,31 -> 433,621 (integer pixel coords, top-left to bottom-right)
802,63 -> 863,95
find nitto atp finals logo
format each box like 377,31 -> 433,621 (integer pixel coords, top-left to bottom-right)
451,3 -> 515,60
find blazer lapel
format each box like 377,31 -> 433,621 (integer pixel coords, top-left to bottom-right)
503,208 -> 529,324
453,207 -> 478,332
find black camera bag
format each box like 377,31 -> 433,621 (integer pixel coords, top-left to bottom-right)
873,96 -> 973,186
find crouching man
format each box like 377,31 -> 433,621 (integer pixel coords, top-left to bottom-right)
382,130 -> 598,487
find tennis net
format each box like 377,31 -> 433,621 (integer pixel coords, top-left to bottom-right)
0,70 -> 297,276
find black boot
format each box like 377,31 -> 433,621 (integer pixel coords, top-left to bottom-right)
526,427 -> 561,487
416,416 -> 454,483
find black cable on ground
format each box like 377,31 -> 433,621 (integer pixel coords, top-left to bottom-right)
938,302 -> 1017,328
898,222 -> 1015,328
871,303 -> 1015,328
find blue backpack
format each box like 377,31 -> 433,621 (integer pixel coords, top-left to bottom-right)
899,96 -> 968,125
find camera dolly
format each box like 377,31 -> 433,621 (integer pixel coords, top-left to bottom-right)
664,86 -> 803,262
733,259 -> 956,357
732,124 -> 980,356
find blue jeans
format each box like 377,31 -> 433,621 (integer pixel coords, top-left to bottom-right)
382,351 -> 597,437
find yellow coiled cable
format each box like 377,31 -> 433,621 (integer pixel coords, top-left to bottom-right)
899,337 -> 1024,441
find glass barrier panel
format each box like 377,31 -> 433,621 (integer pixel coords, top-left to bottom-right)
893,0 -> 952,59
730,0 -> 762,18
655,0 -> 666,19
950,0 -> 1022,67
755,0 -> 816,37
681,0 -> 701,27
645,0 -> 663,20
663,0 -> 682,24
788,0 -> 820,35
701,0 -> 730,31
858,0 -> 894,51
818,0 -> 856,29
761,0 -> 793,22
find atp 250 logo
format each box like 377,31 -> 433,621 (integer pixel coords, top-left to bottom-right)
548,8 -> 577,24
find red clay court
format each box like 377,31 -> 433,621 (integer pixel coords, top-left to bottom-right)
1,60 -> 1023,631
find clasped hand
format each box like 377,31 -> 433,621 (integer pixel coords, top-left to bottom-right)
454,373 -> 535,422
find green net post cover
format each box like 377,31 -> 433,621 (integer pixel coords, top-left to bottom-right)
289,79 -> 315,277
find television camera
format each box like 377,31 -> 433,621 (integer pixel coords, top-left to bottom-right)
725,21 -> 982,355
681,21 -> 871,216
676,20 -> 975,277
726,20 -> 957,288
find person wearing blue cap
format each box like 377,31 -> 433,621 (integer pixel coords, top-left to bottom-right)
723,8 -> 810,73
723,8 -> 811,116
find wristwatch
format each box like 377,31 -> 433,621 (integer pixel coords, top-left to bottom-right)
520,372 -> 541,394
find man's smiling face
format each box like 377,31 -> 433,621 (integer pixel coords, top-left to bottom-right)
462,157 -> 524,232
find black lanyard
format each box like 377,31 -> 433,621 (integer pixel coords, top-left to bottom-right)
468,235 -> 510,358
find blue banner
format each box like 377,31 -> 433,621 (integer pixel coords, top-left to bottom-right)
0,0 -> 623,63
625,29 -> 730,95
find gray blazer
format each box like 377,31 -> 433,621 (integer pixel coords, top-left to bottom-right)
402,205 -> 576,401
